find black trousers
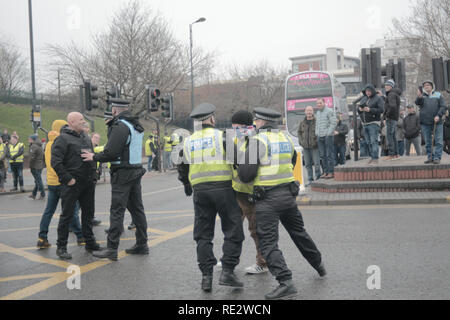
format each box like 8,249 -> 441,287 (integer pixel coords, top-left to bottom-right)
193,187 -> 244,275
10,162 -> 24,188
57,180 -> 96,248
108,175 -> 148,250
255,187 -> 322,282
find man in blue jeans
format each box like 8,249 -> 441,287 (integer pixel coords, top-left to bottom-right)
357,84 -> 385,165
416,80 -> 447,164
315,98 -> 336,179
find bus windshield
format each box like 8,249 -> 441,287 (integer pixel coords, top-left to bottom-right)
287,72 -> 332,100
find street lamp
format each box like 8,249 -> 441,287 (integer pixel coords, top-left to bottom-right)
189,17 -> 206,115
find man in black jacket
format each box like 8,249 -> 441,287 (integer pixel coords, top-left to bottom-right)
334,113 -> 349,166
382,80 -> 402,160
357,84 -> 384,165
51,112 -> 101,259
403,105 -> 422,156
81,99 -> 148,261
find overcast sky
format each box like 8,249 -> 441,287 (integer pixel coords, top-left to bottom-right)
0,0 -> 413,90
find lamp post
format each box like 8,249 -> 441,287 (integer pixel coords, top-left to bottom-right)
189,17 -> 206,115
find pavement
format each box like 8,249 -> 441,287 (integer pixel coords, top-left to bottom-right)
0,171 -> 449,300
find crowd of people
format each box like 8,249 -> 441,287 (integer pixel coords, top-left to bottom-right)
297,80 -> 449,186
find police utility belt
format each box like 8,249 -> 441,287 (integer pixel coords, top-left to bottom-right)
249,181 -> 300,203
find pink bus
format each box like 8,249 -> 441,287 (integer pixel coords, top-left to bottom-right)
285,71 -> 347,144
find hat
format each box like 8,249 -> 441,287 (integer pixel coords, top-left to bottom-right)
190,103 -> 216,121
385,79 -> 395,88
29,134 -> 38,141
110,98 -> 131,108
407,104 -> 415,108
231,110 -> 253,126
253,107 -> 282,122
422,80 -> 434,89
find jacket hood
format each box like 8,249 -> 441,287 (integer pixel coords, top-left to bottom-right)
362,84 -> 377,97
48,130 -> 59,142
117,110 -> 144,133
52,120 -> 68,133
32,139 -> 42,147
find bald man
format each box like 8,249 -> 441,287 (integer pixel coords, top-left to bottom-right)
51,112 -> 101,259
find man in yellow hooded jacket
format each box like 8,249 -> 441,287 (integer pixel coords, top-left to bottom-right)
36,120 -> 85,249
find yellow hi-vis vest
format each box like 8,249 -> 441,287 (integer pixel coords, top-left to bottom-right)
145,138 -> 153,156
164,136 -> 172,152
231,138 -> 253,194
0,143 -> 5,159
8,143 -> 24,163
184,127 -> 232,187
94,145 -> 111,169
253,130 -> 295,187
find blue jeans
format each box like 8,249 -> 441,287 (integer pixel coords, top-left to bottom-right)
386,120 -> 398,156
318,136 -> 335,174
38,185 -> 83,240
302,148 -> 321,182
364,124 -> 380,160
335,144 -> 346,165
31,168 -> 45,197
147,156 -> 153,171
421,124 -> 444,160
359,138 -> 369,158
397,140 -> 405,156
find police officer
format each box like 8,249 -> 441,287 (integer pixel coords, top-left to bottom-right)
238,107 -> 326,300
82,98 -> 148,261
178,103 -> 245,292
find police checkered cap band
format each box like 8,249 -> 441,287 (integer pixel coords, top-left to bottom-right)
193,114 -> 214,121
254,113 -> 278,121
111,103 -> 129,108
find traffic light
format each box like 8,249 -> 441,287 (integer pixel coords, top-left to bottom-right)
105,86 -> 120,119
146,87 -> 161,112
84,80 -> 99,111
361,48 -> 382,88
161,93 -> 173,119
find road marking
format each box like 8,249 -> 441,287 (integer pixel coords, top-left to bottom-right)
0,209 -> 193,220
0,273 -> 61,282
299,204 -> 450,210
142,186 -> 183,197
0,224 -> 194,300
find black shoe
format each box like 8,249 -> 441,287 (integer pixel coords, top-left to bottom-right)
56,247 -> 72,260
128,223 -> 136,230
85,242 -> 103,252
92,248 -> 118,261
424,159 -> 433,164
104,228 -> 110,234
9,188 -> 18,192
20,188 -> 26,193
219,269 -> 243,288
265,280 -> 297,300
316,262 -> 327,277
202,274 -> 213,292
77,238 -> 86,246
36,238 -> 51,249
125,244 -> 149,255
92,218 -> 102,226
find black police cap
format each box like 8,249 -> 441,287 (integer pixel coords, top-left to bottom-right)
253,107 -> 282,121
190,103 -> 216,121
110,98 -> 131,108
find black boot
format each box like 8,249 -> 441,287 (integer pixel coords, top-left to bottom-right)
316,262 -> 327,277
125,244 -> 149,255
85,242 -> 104,252
92,248 -> 118,261
219,269 -> 243,288
127,222 -> 136,230
265,280 -> 297,300
92,218 -> 102,226
56,247 -> 72,260
201,274 -> 213,292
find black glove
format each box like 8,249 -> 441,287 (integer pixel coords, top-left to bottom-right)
184,184 -> 193,197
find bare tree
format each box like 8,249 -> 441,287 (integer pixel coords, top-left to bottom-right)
0,40 -> 29,96
44,0 -> 215,115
